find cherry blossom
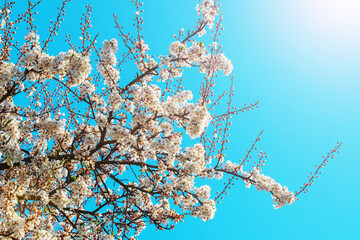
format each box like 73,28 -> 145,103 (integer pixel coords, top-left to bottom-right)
0,0 -> 341,239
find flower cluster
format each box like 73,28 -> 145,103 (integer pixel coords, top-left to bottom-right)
182,143 -> 206,175
193,199 -> 216,221
53,50 -> 92,87
196,0 -> 219,29
200,53 -> 233,77
0,1 -> 310,239
243,168 -> 296,209
97,39 -> 120,86
18,32 -> 92,86
167,39 -> 232,78
185,104 -> 212,139
134,39 -> 150,54
194,185 -> 211,200
169,41 -> 187,56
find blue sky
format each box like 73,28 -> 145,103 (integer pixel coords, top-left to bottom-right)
13,0 -> 360,239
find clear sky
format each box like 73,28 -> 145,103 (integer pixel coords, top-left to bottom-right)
13,0 -> 360,239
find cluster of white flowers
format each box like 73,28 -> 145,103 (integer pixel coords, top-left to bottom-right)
1,143 -> 24,166
137,57 -> 157,75
97,39 -> 120,85
187,42 -> 207,64
169,41 -> 208,66
185,104 -> 212,139
159,122 -> 173,137
200,53 -> 233,77
176,176 -> 195,193
0,102 -> 24,166
196,0 -> 219,29
79,80 -> 96,96
169,41 -> 187,56
18,32 -> 92,86
134,39 -> 150,54
0,62 -> 21,88
51,189 -> 71,209
243,168 -> 296,209
194,185 -> 211,200
0,162 -> 62,239
108,90 -> 124,109
0,9 -> 9,30
133,84 -> 162,112
181,144 -> 206,175
0,181 -> 27,239
0,1 -> 299,238
33,229 -> 56,240
224,160 -> 240,172
68,175 -> 93,203
19,32 -> 42,68
167,39 -> 232,78
36,116 -> 66,138
108,125 -> 135,145
193,199 -> 216,221
95,112 -> 109,127
82,132 -> 99,149
125,86 -> 210,144
76,219 -> 109,239
163,90 -> 193,115
150,133 -> 182,162
53,50 -> 92,87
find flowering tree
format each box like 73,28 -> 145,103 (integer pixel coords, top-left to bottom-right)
0,0 -> 342,239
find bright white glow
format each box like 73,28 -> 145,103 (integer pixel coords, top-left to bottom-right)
287,0 -> 360,57
303,0 -> 360,37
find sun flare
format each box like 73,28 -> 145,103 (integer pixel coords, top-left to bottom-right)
304,0 -> 360,33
